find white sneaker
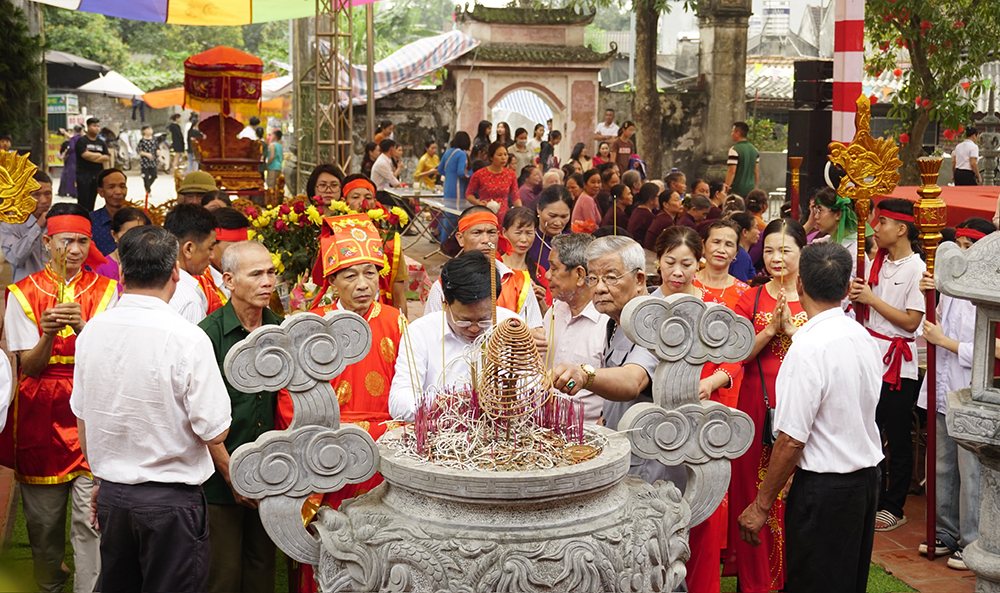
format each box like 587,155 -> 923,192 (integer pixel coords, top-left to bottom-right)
947,549 -> 968,571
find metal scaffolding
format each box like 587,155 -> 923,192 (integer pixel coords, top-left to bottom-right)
295,0 -> 354,191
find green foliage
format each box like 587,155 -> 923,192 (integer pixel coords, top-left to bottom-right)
748,117 -> 786,152
352,1 -> 442,65
0,0 -> 44,143
43,6 -> 130,71
865,0 -> 1000,143
592,5 -> 631,30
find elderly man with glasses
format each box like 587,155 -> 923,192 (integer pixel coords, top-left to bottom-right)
389,250 -> 518,421
551,235 -> 686,488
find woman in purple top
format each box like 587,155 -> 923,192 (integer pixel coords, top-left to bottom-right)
58,127 -> 82,197
528,185 -> 573,273
93,207 -> 151,292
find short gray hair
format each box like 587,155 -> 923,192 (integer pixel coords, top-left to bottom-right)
690,195 -> 712,211
621,170 -> 641,188
584,235 -> 645,273
221,241 -> 271,275
542,169 -> 563,188
552,233 -> 595,272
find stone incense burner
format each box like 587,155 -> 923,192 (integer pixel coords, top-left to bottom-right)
225,294 -> 754,592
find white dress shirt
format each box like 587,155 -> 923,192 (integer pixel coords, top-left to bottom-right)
918,294 -> 975,414
237,125 -> 257,140
594,121 -> 619,138
0,215 -> 48,283
389,307 -> 519,421
371,153 -> 400,192
424,260 -> 544,328
775,307 -> 884,473
544,299 -> 609,422
169,268 -> 208,323
5,272 -> 120,353
70,294 -> 232,485
953,138 -> 979,171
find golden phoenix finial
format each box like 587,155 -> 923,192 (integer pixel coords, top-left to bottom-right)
828,95 -> 902,201
0,150 -> 40,224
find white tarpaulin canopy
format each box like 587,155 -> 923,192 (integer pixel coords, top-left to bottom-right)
76,71 -> 146,99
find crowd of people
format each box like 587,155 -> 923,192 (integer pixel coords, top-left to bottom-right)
0,108 -> 995,593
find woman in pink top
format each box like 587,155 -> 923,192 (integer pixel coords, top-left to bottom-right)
571,168 -> 602,228
466,141 -> 520,221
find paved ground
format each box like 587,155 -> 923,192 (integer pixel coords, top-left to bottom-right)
53,166 -> 182,210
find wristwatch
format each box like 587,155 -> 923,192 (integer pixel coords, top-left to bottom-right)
580,364 -> 596,390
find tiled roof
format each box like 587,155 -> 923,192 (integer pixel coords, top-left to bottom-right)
457,4 -> 594,26
473,43 -> 615,64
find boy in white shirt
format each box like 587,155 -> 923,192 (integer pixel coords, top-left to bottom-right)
848,198 -> 926,532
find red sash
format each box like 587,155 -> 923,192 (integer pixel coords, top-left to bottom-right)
197,270 -> 227,315
867,328 -> 914,391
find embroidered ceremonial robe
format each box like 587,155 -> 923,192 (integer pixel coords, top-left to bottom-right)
0,268 -> 117,483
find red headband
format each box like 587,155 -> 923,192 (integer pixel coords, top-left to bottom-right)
877,209 -> 914,223
458,211 -> 499,233
46,215 -> 107,270
216,227 -> 249,242
342,178 -> 375,198
956,228 -> 987,241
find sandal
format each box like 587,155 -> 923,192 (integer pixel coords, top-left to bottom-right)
875,510 -> 908,532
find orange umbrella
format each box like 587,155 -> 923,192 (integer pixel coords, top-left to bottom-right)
184,46 -> 262,117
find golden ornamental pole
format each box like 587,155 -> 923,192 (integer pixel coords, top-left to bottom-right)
788,156 -> 803,221
914,156 -> 946,562
827,95 -> 902,324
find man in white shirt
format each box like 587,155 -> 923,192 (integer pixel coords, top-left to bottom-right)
542,233 -> 608,423
389,250 -> 518,421
593,108 -> 619,144
0,170 -> 52,282
952,127 -> 980,186
424,207 -> 544,328
72,225 -> 232,592
551,236 -> 679,487
738,242 -> 883,593
237,116 -> 260,140
371,138 -> 403,192
164,204 -> 217,323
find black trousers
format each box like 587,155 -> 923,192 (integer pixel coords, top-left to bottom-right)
786,467 -> 880,593
875,378 -> 918,517
96,481 -> 210,593
141,167 -> 157,193
954,169 -> 978,185
76,173 -> 99,211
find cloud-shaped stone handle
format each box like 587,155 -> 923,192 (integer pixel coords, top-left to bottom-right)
224,311 -> 371,394
621,294 -> 755,365
620,402 -> 754,466
230,425 -> 379,500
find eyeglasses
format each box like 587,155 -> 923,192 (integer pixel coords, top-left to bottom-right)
811,204 -> 831,215
584,268 -> 640,287
316,182 -> 340,192
447,307 -> 493,329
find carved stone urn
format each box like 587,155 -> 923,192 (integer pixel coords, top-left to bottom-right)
225,295 -> 755,593
937,236 -> 1000,592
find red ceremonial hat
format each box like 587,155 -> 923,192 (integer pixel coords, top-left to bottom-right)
317,214 -> 386,278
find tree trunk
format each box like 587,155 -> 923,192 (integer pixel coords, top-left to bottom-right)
633,0 -> 662,179
899,110 -> 930,186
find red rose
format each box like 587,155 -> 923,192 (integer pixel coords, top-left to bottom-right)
275,219 -> 288,231
388,213 -> 400,226
293,200 -> 306,214
245,206 -> 258,218
279,204 -> 291,215
899,133 -> 910,144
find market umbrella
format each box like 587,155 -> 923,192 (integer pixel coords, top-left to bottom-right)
76,71 -> 146,99
45,50 -> 110,89
184,46 -> 262,117
28,0 -> 377,26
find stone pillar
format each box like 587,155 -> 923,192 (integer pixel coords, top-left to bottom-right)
697,0 -> 752,178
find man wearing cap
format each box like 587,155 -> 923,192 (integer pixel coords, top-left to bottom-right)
198,241 -> 281,593
295,214 -> 406,588
74,117 -> 110,211
336,174 -> 409,316
389,250 -> 518,421
164,204 -> 218,323
200,207 -> 250,314
0,202 -> 117,593
89,168 -> 129,256
177,170 -> 219,205
423,206 -> 543,329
